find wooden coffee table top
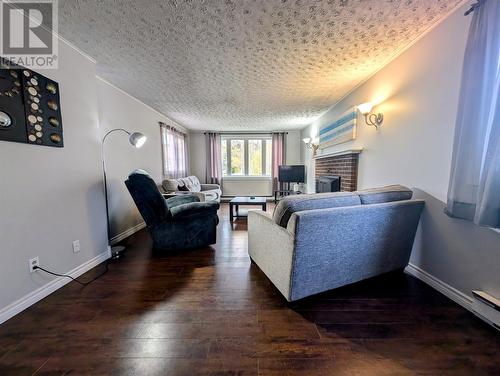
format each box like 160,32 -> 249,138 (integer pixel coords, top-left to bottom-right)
230,196 -> 266,204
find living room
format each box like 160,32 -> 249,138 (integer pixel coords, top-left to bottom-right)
0,0 -> 499,374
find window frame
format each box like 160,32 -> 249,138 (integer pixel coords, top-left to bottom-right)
221,135 -> 272,178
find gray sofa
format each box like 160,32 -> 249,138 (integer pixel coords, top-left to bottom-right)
162,176 -> 221,203
248,185 -> 424,301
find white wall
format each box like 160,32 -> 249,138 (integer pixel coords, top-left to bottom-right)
189,131 -> 302,197
0,41 -> 108,320
96,79 -> 187,241
0,39 -> 188,322
300,4 -> 500,301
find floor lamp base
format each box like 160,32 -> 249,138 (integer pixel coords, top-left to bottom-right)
110,245 -> 125,260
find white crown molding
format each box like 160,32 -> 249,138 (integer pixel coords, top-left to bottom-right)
95,76 -> 190,133
57,34 -> 97,64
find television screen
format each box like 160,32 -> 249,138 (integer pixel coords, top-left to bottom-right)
279,165 -> 305,183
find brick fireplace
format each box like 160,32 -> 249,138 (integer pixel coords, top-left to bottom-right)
314,149 -> 361,192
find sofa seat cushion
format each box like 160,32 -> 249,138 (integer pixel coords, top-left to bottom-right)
356,185 -> 413,204
273,192 -> 361,227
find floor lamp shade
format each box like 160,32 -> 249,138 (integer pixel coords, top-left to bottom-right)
129,132 -> 147,148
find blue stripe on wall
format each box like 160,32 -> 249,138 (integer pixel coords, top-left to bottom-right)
319,111 -> 356,136
320,124 -> 354,143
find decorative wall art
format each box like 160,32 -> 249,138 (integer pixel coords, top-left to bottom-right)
0,62 -> 63,147
319,107 -> 356,149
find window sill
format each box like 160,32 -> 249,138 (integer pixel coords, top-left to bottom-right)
222,176 -> 272,181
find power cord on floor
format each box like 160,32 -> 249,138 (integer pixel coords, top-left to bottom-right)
33,261 -> 109,287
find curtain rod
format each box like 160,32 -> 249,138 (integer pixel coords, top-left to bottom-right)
464,0 -> 482,16
159,122 -> 187,134
203,131 -> 288,135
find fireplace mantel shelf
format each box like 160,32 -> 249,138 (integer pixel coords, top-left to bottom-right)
314,148 -> 363,160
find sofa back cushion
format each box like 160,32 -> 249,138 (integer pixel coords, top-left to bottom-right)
185,176 -> 201,192
356,185 -> 413,204
162,178 -> 180,192
273,192 -> 361,227
162,176 -> 202,193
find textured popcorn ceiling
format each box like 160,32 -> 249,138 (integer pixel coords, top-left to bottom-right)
58,0 -> 463,131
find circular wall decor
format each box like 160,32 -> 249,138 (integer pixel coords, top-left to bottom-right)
48,117 -> 59,127
46,83 -> 57,94
47,100 -> 58,111
50,133 -> 62,143
0,111 -> 12,128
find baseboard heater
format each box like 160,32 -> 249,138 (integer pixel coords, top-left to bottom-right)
471,290 -> 500,330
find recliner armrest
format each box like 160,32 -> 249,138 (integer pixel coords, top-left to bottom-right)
165,195 -> 200,209
170,201 -> 220,220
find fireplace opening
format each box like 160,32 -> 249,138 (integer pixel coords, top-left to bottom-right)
316,175 -> 341,193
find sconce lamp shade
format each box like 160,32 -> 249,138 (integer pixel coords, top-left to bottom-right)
129,132 -> 147,148
302,137 -> 311,144
357,102 -> 373,115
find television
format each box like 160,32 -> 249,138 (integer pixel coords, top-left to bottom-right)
278,165 -> 305,183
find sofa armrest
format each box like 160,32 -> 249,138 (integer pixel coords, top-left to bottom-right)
248,210 -> 295,301
200,184 -> 220,191
170,201 -> 220,220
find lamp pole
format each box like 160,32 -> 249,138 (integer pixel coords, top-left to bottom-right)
101,128 -> 146,259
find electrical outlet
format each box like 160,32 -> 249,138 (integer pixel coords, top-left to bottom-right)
72,240 -> 80,253
29,257 -> 39,273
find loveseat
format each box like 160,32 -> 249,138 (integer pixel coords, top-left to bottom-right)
248,185 -> 424,301
162,176 -> 221,203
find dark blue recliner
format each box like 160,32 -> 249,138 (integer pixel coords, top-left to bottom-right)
125,170 -> 219,251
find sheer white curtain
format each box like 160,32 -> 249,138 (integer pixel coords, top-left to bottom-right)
160,123 -> 188,179
446,0 -> 500,228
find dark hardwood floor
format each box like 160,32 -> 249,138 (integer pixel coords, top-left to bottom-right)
0,203 -> 499,375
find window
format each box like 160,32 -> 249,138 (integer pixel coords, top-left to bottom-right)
230,139 -> 245,175
160,124 -> 187,179
221,136 -> 272,177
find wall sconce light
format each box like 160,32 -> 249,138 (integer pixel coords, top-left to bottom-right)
357,102 -> 383,129
303,137 -> 319,156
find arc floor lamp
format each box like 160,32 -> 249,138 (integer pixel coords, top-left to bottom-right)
101,128 -> 147,259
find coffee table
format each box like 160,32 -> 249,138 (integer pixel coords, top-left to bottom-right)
229,196 -> 267,222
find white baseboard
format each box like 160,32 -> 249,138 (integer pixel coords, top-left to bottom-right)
405,263 -> 473,310
110,221 -> 145,245
0,250 -> 110,324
